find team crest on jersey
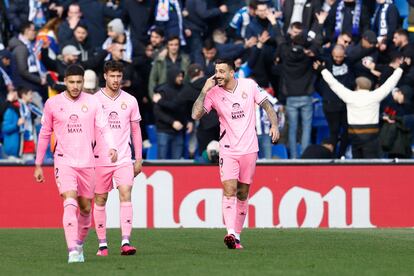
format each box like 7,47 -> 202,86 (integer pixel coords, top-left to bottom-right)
121,102 -> 127,110
81,104 -> 88,113
108,111 -> 121,129
242,91 -> 248,99
67,114 -> 82,133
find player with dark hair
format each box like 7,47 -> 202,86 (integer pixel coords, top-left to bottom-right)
34,64 -> 118,263
192,59 -> 279,249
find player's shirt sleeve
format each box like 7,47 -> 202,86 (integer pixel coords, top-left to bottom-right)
203,91 -> 214,113
130,97 -> 142,122
253,81 -> 268,105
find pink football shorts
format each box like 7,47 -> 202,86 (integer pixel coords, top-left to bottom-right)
94,162 -> 134,194
54,165 -> 95,199
219,152 -> 258,184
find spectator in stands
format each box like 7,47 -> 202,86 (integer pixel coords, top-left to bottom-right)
63,24 -> 94,62
8,22 -> 47,100
83,69 -> 98,94
1,89 -> 21,158
0,49 -> 15,102
122,0 -> 154,45
153,67 -> 191,159
148,35 -> 190,99
325,0 -> 370,43
371,0 -> 399,46
316,44 -> 353,157
57,3 -> 83,46
102,19 -> 133,63
41,43 -> 111,83
347,30 -> 379,85
8,0 -> 64,33
184,0 -> 228,58
392,29 -> 414,60
197,140 -> 220,164
154,0 -> 186,46
228,0 -> 257,39
362,52 -> 403,86
276,34 -> 317,158
148,27 -> 166,60
16,87 -> 42,161
314,58 -> 409,158
245,1 -> 281,39
78,0 -> 121,48
282,0 -> 321,35
301,138 -> 335,159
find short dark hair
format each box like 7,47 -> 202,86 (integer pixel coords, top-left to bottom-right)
65,64 -> 85,77
290,22 -> 303,30
203,39 -> 216,50
20,21 -> 34,35
340,31 -> 352,38
215,59 -> 235,71
151,27 -> 165,38
75,23 -> 88,32
395,28 -> 409,38
187,63 -> 203,79
104,60 -> 124,73
17,87 -> 32,98
167,35 -> 180,43
248,0 -> 258,9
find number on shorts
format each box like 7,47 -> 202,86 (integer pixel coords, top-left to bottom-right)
219,158 -> 223,168
55,168 -> 59,179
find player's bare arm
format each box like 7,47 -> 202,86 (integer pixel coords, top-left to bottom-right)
260,99 -> 280,143
34,165 -> 45,183
191,75 -> 216,120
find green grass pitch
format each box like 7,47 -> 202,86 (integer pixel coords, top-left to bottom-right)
1,229 -> 413,275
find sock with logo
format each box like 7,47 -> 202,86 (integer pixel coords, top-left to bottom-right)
94,203 -> 107,245
222,196 -> 236,235
235,198 -> 248,238
120,202 -> 133,244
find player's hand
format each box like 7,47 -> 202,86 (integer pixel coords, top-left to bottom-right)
172,121 -> 183,131
269,126 -> 280,143
202,75 -> 216,93
34,165 -> 45,183
109,149 -> 118,163
133,159 -> 142,177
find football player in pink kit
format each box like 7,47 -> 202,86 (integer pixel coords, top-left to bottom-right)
34,64 -> 118,263
93,61 -> 142,256
192,59 -> 280,249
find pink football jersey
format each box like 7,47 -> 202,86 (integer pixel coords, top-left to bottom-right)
203,78 -> 268,155
35,92 -> 114,167
94,89 -> 141,166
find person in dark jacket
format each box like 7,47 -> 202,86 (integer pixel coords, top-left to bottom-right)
122,0 -> 154,45
57,3 -> 83,46
78,0 -> 121,49
301,138 -> 335,159
316,44 -> 354,157
184,0 -> 228,56
282,0 -> 321,34
371,0 -> 400,46
153,66 -> 191,159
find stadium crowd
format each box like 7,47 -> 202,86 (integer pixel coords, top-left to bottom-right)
0,0 -> 414,161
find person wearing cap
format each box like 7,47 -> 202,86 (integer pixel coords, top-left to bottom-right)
313,57 -> 410,158
347,30 -> 379,85
102,18 -> 133,63
83,69 -> 98,94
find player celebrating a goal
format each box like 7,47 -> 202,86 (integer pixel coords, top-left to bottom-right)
93,60 -> 143,256
34,64 -> 118,263
192,59 -> 279,249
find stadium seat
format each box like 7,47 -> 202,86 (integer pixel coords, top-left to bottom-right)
272,144 -> 288,159
146,124 -> 157,145
146,145 -> 157,160
312,99 -> 328,128
316,126 -> 330,144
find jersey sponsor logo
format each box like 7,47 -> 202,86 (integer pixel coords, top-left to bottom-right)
231,102 -> 245,119
108,111 -> 121,129
67,114 -> 83,133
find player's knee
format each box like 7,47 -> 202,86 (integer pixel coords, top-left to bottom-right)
119,193 -> 131,202
94,194 -> 107,206
237,190 -> 248,201
79,204 -> 91,214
